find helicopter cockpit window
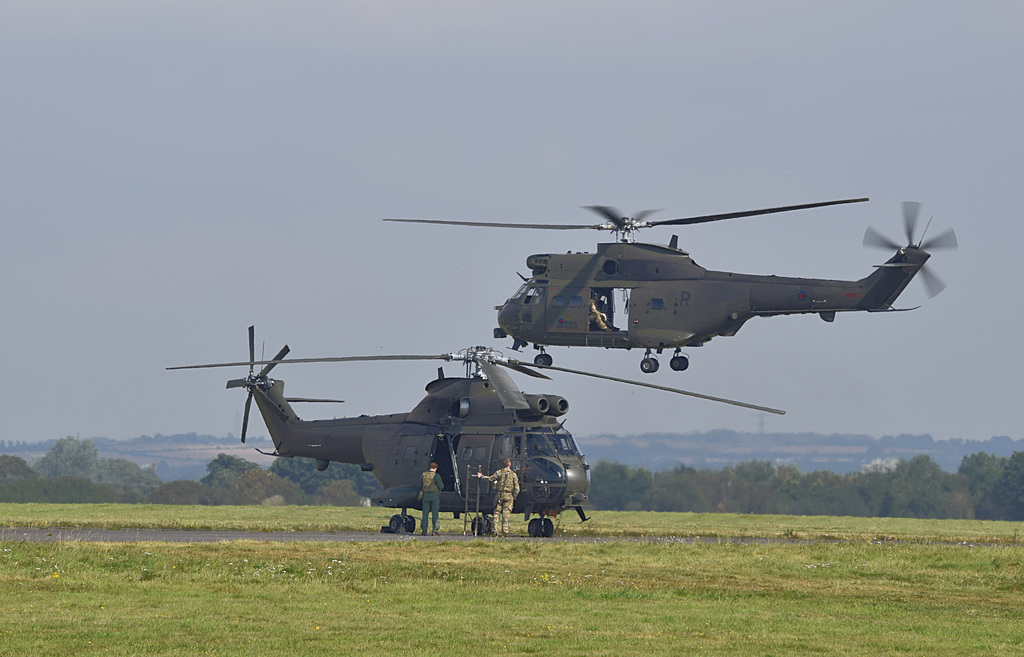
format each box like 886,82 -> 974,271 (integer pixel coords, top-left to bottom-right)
525,433 -> 556,457
509,283 -> 529,302
550,432 -> 578,456
649,298 -> 665,310
525,287 -> 545,305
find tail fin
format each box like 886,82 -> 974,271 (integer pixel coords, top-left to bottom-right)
856,250 -> 929,310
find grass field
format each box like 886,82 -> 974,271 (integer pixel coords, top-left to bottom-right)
2,505 -> 1023,656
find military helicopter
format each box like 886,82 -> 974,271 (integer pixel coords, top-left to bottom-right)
385,199 -> 957,373
169,327 -> 783,537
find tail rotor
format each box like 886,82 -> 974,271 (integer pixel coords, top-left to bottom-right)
863,202 -> 957,297
230,326 -> 290,443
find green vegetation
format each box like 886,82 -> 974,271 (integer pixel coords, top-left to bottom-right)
2,515 -> 1022,656
591,452 -> 1024,520
6,438 -> 1024,524
0,439 -> 381,507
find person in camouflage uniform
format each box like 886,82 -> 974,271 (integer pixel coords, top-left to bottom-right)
420,462 -> 443,535
477,457 -> 520,537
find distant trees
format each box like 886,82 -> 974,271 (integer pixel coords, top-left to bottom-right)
5,437 -> 1024,520
991,452 -> 1024,520
0,437 -> 162,503
588,461 -> 652,510
0,455 -> 38,484
33,437 -> 100,480
0,439 -> 375,507
148,453 -> 369,506
588,452 -> 1024,520
269,457 -> 382,500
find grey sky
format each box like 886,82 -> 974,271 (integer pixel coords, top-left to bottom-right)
2,2 -> 1020,447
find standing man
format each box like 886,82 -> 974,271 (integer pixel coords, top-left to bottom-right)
420,462 -> 443,536
476,458 -> 520,537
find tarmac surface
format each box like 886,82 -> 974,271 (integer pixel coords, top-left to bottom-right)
1,527 -> 1012,548
0,526 -> 819,545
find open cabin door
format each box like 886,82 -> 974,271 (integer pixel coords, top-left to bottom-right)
455,434 -> 498,511
430,433 -> 459,495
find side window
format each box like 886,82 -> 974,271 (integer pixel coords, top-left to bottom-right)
500,435 -> 513,459
473,446 -> 487,461
460,446 -> 473,461
569,296 -> 583,308
551,296 -> 567,307
526,287 -> 545,305
404,446 -> 417,461
650,298 -> 665,310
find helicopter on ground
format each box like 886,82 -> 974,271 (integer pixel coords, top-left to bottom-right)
385,199 -> 957,373
169,327 -> 783,537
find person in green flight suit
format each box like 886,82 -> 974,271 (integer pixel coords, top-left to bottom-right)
476,457 -> 520,537
420,462 -> 443,535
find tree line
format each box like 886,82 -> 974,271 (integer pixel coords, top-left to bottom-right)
5,437 -> 1024,520
589,452 -> 1024,520
0,437 -> 381,506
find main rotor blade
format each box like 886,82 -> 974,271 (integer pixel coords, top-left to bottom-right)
286,397 -> 346,403
920,227 -> 958,251
257,345 -> 291,378
918,264 -> 947,298
477,360 -> 530,410
863,226 -> 902,250
902,201 -> 921,245
383,217 -> 599,231
247,325 -> 255,374
581,205 -> 627,228
168,354 -> 447,371
499,360 -> 553,380
650,197 -> 868,228
511,360 -> 785,415
241,391 -> 252,443
632,209 -> 662,222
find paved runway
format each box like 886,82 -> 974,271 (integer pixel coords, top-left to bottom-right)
0,527 -> 489,543
0,526 -> 801,545
3,527 -> 1003,547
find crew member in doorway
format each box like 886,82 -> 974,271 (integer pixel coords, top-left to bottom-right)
589,293 -> 610,331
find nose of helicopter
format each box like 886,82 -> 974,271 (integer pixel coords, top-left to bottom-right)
524,457 -> 567,507
496,301 -> 517,333
564,459 -> 589,504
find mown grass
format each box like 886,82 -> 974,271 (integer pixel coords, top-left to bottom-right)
1,503 -> 1021,544
3,537 -> 1023,656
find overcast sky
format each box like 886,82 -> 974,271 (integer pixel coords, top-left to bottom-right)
3,2 -> 1021,449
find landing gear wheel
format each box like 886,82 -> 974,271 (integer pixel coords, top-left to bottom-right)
528,518 -> 543,537
640,357 -> 659,374
403,515 -> 416,534
670,355 -> 689,371
388,514 -> 405,533
534,353 -> 553,367
541,517 -> 554,537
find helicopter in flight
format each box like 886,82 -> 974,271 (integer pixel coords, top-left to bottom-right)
169,327 -> 783,537
386,199 -> 957,373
